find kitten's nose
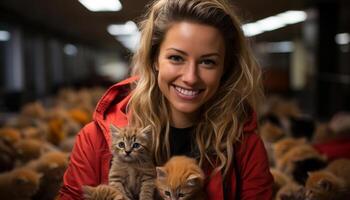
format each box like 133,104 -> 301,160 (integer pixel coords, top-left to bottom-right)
125,150 -> 132,155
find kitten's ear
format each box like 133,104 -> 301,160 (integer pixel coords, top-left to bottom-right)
141,125 -> 152,134
186,174 -> 203,186
318,179 -> 332,191
110,124 -> 121,137
156,167 -> 167,180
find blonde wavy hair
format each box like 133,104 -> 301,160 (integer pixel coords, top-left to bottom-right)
128,0 -> 263,176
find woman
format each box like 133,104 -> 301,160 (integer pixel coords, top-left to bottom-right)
59,0 -> 273,199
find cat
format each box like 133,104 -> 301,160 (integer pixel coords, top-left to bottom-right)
26,151 -> 69,200
273,137 -> 307,163
270,168 -> 291,199
14,138 -> 43,165
156,156 -> 205,200
291,157 -> 327,185
108,124 -> 156,200
259,122 -> 285,165
275,182 -> 305,200
276,144 -> 325,174
0,167 -> 42,200
305,159 -> 350,200
83,184 -> 125,200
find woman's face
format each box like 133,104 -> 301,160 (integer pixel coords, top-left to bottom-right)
157,21 -> 225,128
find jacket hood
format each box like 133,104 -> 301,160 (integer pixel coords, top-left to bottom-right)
93,76 -> 138,148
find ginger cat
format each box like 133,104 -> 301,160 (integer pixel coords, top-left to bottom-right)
156,156 -> 205,200
0,167 -> 42,200
305,159 -> 350,200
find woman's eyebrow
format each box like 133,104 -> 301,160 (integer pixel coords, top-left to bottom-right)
166,48 -> 220,58
166,48 -> 188,55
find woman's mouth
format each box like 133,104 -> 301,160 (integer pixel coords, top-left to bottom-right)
173,85 -> 203,99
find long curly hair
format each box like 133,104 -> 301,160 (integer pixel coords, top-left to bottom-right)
128,0 -> 263,176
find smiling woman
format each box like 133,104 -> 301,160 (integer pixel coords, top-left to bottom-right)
157,22 -> 225,128
59,0 -> 273,199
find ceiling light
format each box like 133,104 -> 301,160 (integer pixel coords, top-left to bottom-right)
242,10 -> 307,37
256,16 -> 286,31
107,21 -> 138,36
0,30 -> 11,41
78,0 -> 122,12
335,33 -> 350,45
277,11 -> 307,25
242,23 -> 264,37
64,44 -> 78,56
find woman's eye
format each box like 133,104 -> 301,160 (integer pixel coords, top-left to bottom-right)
118,142 -> 125,148
200,59 -> 216,66
178,193 -> 185,197
168,55 -> 183,63
132,143 -> 141,149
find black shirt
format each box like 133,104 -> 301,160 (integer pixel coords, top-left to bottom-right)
169,126 -> 196,157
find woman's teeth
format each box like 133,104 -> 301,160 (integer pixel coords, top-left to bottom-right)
174,85 -> 200,96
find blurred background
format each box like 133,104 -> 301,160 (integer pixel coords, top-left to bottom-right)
0,0 -> 349,199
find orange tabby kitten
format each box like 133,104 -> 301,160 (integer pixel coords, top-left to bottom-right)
272,137 -> 307,162
109,125 -> 156,200
26,151 -> 69,200
0,167 -> 42,200
156,156 -> 205,200
270,168 -> 291,199
305,159 -> 350,200
276,144 -> 325,174
275,182 -> 305,200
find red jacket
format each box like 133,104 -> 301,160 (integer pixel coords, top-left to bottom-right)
59,76 -> 273,200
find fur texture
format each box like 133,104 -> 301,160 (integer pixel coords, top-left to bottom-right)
276,144 -> 325,175
26,151 -> 69,200
305,159 -> 350,200
109,125 -> 156,200
0,167 -> 42,200
156,156 -> 205,200
83,185 -> 125,200
270,168 -> 291,199
273,137 -> 307,163
275,182 -> 305,200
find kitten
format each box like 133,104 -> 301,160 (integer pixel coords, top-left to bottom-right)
305,170 -> 347,200
0,167 -> 42,200
275,182 -> 305,200
109,124 -> 156,200
273,137 -> 307,162
270,168 -> 291,199
291,157 -> 327,185
260,122 -> 285,143
305,159 -> 350,200
156,156 -> 205,200
276,144 -> 325,174
14,138 -> 43,165
83,184 -> 125,200
26,151 -> 69,200
259,122 -> 285,165
0,127 -> 21,145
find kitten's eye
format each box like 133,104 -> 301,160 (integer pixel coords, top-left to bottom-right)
165,191 -> 171,196
118,142 -> 125,148
178,193 -> 185,198
132,143 -> 141,149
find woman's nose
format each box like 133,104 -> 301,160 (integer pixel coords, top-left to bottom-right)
181,61 -> 199,85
